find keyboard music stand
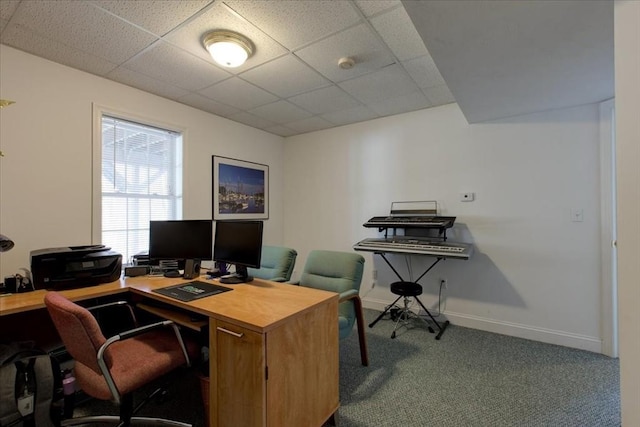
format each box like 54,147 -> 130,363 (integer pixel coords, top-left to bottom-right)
358,201 -> 470,340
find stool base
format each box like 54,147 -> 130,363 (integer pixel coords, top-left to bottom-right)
369,282 -> 449,340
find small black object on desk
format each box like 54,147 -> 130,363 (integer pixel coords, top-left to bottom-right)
163,270 -> 182,278
206,268 -> 222,278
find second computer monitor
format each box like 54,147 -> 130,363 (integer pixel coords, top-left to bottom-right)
149,220 -> 213,278
213,220 -> 263,284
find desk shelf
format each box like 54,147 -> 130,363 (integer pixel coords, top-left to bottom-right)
136,303 -> 207,332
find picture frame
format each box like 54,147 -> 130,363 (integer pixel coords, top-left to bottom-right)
212,156 -> 269,220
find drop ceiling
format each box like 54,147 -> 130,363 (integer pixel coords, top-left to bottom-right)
0,0 -> 453,136
0,1 -> 614,137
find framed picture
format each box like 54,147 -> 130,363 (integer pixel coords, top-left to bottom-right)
212,156 -> 269,220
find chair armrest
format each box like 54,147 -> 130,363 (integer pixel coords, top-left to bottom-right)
96,320 -> 191,403
339,289 -> 359,303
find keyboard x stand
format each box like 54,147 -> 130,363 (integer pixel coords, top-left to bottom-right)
368,252 -> 450,340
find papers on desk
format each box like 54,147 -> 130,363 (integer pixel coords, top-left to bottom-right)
153,280 -> 231,302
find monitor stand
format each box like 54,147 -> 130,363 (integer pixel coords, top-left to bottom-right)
219,265 -> 252,284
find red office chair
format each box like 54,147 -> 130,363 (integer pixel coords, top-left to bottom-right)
44,291 -> 200,427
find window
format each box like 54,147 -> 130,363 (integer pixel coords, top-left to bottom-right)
100,115 -> 183,264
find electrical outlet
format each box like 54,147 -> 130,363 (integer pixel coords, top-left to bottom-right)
372,269 -> 378,280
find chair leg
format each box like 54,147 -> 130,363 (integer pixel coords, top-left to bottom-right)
368,295 -> 403,328
390,297 -> 410,339
391,296 -> 436,339
326,410 -> 339,426
353,296 -> 369,366
119,393 -> 134,427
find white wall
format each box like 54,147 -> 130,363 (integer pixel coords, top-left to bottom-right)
0,46 -> 284,277
0,44 -> 614,356
284,102 -> 604,352
614,1 -> 640,424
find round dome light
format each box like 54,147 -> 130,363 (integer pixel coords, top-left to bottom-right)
203,30 -> 254,68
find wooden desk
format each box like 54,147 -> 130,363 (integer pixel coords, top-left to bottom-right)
0,276 -> 339,427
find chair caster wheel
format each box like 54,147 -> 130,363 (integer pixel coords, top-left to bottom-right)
428,327 -> 435,334
391,332 -> 396,339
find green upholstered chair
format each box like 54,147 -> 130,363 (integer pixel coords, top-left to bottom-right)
299,250 -> 368,366
247,245 -> 297,282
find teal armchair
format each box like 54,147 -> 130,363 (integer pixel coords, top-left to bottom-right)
247,245 -> 297,282
299,250 -> 368,366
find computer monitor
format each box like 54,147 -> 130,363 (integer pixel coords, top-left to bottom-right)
213,220 -> 263,284
148,220 -> 213,278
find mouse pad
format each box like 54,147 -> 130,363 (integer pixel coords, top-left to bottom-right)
153,280 -> 231,302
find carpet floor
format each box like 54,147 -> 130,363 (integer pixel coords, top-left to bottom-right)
73,309 -> 620,426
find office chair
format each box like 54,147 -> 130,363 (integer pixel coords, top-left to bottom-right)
247,245 -> 297,282
298,250 -> 368,366
44,291 -> 200,427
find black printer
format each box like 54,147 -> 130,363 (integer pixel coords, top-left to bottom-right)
31,245 -> 122,290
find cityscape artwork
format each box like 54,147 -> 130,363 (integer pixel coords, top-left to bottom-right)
212,156 -> 269,220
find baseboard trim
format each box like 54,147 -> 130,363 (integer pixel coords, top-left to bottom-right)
363,297 -> 603,354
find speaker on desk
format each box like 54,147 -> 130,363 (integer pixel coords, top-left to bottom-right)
183,259 -> 201,279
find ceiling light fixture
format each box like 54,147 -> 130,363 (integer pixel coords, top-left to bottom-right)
0,99 -> 16,108
0,234 -> 14,252
202,30 -> 254,68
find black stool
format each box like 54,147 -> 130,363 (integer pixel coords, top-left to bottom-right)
369,281 -> 449,340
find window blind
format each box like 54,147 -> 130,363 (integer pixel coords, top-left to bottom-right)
101,115 -> 182,264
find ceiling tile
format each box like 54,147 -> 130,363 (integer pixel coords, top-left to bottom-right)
199,77 -> 278,110
164,2 -> 288,73
339,63 -> 419,104
422,84 -> 456,106
367,91 -> 431,116
241,55 -> 329,98
1,23 -> 119,76
402,54 -> 447,89
354,0 -> 401,18
123,40 -> 230,91
8,1 -> 158,64
108,67 -> 190,101
295,23 -> 396,83
0,0 -> 20,21
248,100 -> 313,124
288,86 -> 361,115
284,116 -> 334,134
227,111 -> 276,129
92,0 -> 212,36
179,93 -> 241,117
264,125 -> 297,137
224,0 -> 362,50
321,105 -> 378,126
369,5 -> 428,61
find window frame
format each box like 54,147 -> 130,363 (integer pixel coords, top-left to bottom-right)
92,104 -> 186,262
